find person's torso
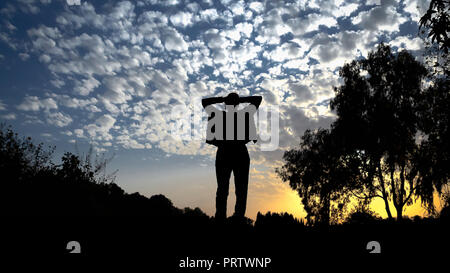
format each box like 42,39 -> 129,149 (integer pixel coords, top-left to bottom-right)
206,107 -> 257,146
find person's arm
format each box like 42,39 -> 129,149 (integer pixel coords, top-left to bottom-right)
202,96 -> 224,108
239,96 -> 262,109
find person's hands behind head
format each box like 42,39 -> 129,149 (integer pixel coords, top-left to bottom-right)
224,93 -> 240,105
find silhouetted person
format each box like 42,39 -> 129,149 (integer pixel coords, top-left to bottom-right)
202,93 -> 262,221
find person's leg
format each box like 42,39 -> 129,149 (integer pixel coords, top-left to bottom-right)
215,149 -> 232,220
233,147 -> 250,218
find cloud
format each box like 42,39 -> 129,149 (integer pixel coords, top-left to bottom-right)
313,43 -> 341,63
288,82 -> 313,103
19,53 -> 30,61
0,25 -> 19,50
53,94 -> 99,111
50,78 -> 65,88
304,13 -> 338,33
74,76 -> 101,96
249,2 -> 264,13
39,54 -> 51,63
306,0 -> 359,18
254,8 -> 291,45
403,0 -> 430,21
170,11 -> 194,28
46,111 -> 73,127
334,3 -> 359,18
74,128 -> 84,138
285,13 -> 338,36
162,27 -> 189,52
17,0 -> 41,14
230,0 -> 245,16
352,1 -> 407,33
1,113 -> 16,120
0,4 -> 16,18
4,0 -> 426,165
17,96 -> 57,111
0,100 -> 6,111
162,0 -> 179,6
116,134 -> 148,149
56,2 -> 105,29
101,77 -> 133,104
264,42 -> 305,62
389,35 -> 423,51
84,114 -> 116,141
199,8 -> 219,21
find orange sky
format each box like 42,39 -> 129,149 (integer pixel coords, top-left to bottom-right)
117,160 -> 445,222
245,173 -> 444,222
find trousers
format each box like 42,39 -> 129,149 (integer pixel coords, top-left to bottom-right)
215,143 -> 250,219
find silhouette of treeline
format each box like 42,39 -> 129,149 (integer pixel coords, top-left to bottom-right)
1,124 -> 211,250
2,124 -> 449,264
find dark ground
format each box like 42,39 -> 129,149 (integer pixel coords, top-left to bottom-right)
5,196 -> 449,271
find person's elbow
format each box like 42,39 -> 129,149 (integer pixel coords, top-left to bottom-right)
201,99 -> 208,108
254,96 -> 262,108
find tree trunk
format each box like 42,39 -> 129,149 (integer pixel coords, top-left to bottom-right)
383,195 -> 393,220
377,162 -> 393,220
320,195 -> 331,226
396,205 -> 403,221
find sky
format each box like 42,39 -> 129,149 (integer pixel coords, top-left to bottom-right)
0,0 -> 434,220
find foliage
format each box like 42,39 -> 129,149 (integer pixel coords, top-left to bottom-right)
419,0 -> 449,76
345,203 -> 381,225
276,128 -> 369,226
414,78 -> 450,212
1,124 -> 216,237
0,124 -> 55,183
255,211 -> 305,229
419,0 -> 449,53
330,44 -> 429,221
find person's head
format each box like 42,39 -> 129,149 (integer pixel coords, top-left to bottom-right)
224,92 -> 240,106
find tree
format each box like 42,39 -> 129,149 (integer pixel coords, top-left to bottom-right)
417,0 -> 450,214
415,77 -> 450,213
345,204 -> 381,225
330,44 -> 428,220
58,146 -> 117,185
254,211 -> 305,231
0,124 -> 55,186
276,128 -> 369,226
